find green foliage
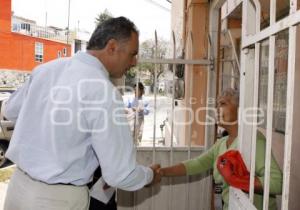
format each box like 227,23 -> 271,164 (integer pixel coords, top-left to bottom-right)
137,38 -> 169,86
125,67 -> 138,87
95,9 -> 113,26
143,79 -> 152,86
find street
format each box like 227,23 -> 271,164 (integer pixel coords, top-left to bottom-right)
123,93 -> 172,146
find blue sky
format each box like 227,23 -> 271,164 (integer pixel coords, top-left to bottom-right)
12,0 -> 171,41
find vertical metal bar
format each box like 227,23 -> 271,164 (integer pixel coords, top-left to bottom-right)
240,0 -> 261,203
249,42 -> 260,202
207,4 -> 220,208
290,0 -> 297,14
170,31 -> 176,152
280,5 -> 298,210
168,31 -> 176,210
238,0 -> 251,150
281,10 -> 297,207
185,31 -> 194,210
249,1 -> 261,200
153,31 -> 158,162
227,29 -> 240,72
242,0 -> 249,38
252,0 -> 261,32
133,68 -> 140,210
151,30 -> 158,210
263,35 -> 275,210
237,49 -> 246,152
67,0 -> 71,44
133,73 -> 140,146
187,31 -> 193,164
270,0 -> 276,24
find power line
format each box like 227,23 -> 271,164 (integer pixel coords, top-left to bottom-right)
143,0 -> 171,12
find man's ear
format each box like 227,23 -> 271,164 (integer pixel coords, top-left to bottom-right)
105,39 -> 118,55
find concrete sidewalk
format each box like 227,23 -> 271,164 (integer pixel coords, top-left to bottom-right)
0,165 -> 15,210
0,182 -> 8,209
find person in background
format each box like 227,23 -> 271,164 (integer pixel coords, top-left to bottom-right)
157,88 -> 282,210
4,17 -> 160,210
125,82 -> 149,145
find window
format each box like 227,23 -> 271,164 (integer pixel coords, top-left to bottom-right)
63,48 -> 67,56
35,42 -> 43,63
58,51 -> 61,58
21,23 -> 30,32
12,23 -> 21,32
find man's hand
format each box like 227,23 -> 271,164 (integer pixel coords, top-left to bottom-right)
151,164 -> 161,185
146,164 -> 161,187
103,182 -> 111,190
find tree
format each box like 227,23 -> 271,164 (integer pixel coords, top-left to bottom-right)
132,38 -> 169,91
95,9 -> 113,26
125,67 -> 137,87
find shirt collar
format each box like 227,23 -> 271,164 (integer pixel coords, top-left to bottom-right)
74,51 -> 110,78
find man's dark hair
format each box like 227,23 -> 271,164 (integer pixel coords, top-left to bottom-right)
87,16 -> 139,50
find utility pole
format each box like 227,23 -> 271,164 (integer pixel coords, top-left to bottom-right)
67,0 -> 71,44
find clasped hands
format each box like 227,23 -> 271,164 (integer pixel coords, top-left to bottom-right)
103,164 -> 165,190
147,164 -> 165,187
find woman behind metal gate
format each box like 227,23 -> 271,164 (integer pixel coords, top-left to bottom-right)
158,88 -> 283,210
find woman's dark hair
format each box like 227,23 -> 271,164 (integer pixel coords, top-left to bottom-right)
87,16 -> 139,50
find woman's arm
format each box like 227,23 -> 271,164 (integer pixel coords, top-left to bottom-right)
159,142 -> 219,177
159,163 -> 187,177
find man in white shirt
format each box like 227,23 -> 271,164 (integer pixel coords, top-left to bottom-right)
4,17 -> 160,210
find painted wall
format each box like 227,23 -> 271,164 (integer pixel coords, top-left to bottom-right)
184,0 -> 209,146
0,0 -> 71,71
0,32 -> 71,71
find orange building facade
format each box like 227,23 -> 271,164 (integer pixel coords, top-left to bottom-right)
0,0 -> 71,72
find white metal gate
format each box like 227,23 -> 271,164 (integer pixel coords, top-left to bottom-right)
117,31 -> 214,210
211,0 -> 300,209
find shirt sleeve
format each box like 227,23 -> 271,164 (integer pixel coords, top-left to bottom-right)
124,97 -> 131,108
84,85 -> 153,191
143,100 -> 150,115
4,77 -> 32,122
183,142 -> 219,175
255,132 -> 283,195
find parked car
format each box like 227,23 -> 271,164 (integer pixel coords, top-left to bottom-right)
0,92 -> 14,167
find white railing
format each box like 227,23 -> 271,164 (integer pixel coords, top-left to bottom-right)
12,24 -> 68,43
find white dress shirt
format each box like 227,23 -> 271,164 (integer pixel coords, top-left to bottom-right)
5,51 -> 153,190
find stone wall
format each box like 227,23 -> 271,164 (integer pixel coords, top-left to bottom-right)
0,70 -> 30,88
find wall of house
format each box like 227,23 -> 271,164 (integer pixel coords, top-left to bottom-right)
184,0 -> 209,146
171,0 -> 185,54
0,0 -> 11,33
0,32 -> 71,71
168,0 -> 210,146
0,0 -> 71,72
